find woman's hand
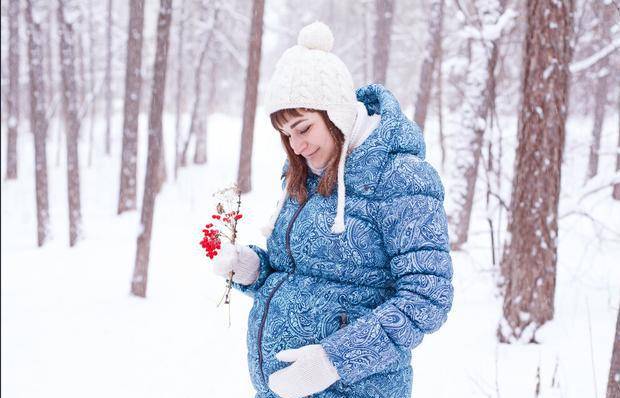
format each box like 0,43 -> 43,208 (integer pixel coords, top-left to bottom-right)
268,344 -> 341,398
211,242 -> 260,286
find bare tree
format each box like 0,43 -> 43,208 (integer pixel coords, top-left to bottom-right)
105,0 -> 112,155
413,0 -> 444,131
131,0 -> 173,298
118,0 -> 145,214
87,0 -> 95,167
614,91 -> 620,201
447,0 -> 510,251
181,3 -> 220,167
236,0 -> 265,194
174,0 -> 186,180
585,0 -> 615,181
608,305 -> 620,398
5,0 -> 20,180
57,0 -> 83,247
498,0 -> 573,343
25,0 -> 50,247
373,0 -> 394,85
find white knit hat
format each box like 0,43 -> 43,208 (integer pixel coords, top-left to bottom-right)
262,21 -> 360,237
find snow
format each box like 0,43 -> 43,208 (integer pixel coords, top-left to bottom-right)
1,107 -> 619,398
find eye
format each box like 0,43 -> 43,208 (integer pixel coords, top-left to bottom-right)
300,125 -> 311,135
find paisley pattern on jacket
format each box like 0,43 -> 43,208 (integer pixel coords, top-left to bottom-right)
232,84 -> 454,398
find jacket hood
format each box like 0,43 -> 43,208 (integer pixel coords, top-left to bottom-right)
341,84 -> 426,197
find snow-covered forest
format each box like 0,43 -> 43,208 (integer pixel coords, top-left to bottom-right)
1,0 -> 619,397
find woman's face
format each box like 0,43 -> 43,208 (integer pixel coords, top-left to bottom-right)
280,110 -> 337,170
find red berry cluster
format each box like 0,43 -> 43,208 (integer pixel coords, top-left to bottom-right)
212,211 -> 243,225
200,223 -> 221,259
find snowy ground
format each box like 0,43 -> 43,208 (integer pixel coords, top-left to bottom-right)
1,109 -> 618,398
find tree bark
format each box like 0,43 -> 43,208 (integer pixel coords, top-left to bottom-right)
131,0 -> 173,298
25,0 -> 50,247
498,0 -> 574,343
373,0 -> 394,85
117,0 -> 145,214
607,306 -> 620,398
236,0 -> 265,194
6,0 -> 20,180
413,0 -> 444,131
57,0 -> 83,247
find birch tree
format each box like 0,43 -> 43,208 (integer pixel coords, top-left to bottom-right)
57,0 -> 83,247
132,0 -> 173,298
498,0 -> 574,343
118,0 -> 145,214
236,0 -> 265,194
5,0 -> 20,180
25,0 -> 50,247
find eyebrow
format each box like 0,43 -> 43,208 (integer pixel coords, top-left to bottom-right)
290,119 -> 307,129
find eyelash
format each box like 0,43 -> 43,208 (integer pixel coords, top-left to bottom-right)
300,126 -> 310,134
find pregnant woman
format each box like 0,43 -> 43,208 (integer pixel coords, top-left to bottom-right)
212,21 -> 454,398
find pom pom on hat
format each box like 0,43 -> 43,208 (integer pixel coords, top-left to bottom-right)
297,21 -> 334,52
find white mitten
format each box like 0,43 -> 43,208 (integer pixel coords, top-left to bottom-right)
211,242 -> 260,285
268,344 -> 341,398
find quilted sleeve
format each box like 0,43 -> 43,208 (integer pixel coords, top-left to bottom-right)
320,157 -> 454,385
230,245 -> 275,298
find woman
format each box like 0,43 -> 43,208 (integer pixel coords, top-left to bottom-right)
212,21 -> 454,398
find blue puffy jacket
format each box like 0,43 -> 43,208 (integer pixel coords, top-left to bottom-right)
232,84 -> 454,398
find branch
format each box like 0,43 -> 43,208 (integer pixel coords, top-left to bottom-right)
570,37 -> 620,73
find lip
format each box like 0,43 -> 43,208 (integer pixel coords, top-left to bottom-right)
304,148 -> 319,158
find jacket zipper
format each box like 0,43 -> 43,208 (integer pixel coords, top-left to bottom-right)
258,193 -> 314,387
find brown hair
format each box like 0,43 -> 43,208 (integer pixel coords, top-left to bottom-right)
270,108 -> 345,204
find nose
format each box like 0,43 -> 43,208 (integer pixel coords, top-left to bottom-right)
289,135 -> 308,155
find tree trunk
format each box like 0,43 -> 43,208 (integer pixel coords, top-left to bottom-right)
586,1 -> 614,182
5,0 -> 20,180
236,0 -> 265,194
607,306 -> 620,398
117,0 -> 145,214
497,0 -> 573,343
363,0 -> 373,83
373,0 -> 394,85
25,0 -> 50,247
57,0 -> 83,247
174,0 -> 185,180
413,0 -> 444,131
614,91 -> 620,200
131,0 -> 173,298
87,0 -> 95,167
105,0 -> 113,156
448,0 -> 504,251
182,5 -> 218,168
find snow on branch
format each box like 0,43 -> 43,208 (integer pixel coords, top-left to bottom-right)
570,37 -> 620,73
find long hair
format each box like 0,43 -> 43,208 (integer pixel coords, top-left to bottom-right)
270,108 -> 345,204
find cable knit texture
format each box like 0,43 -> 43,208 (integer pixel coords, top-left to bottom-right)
264,21 -> 358,140
232,84 -> 454,398
268,344 -> 341,398
211,243 -> 260,286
